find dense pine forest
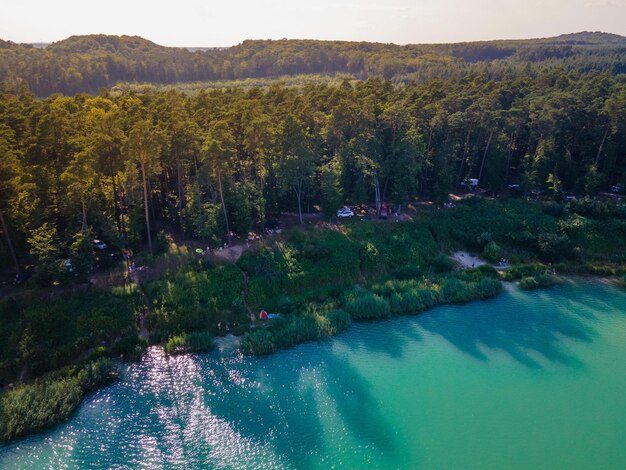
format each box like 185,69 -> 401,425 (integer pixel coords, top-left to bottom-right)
1,57 -> 626,278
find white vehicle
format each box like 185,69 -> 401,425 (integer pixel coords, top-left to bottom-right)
93,239 -> 107,250
336,207 -> 355,218
63,259 -> 74,272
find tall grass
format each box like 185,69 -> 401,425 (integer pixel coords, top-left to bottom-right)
240,310 -> 351,355
343,287 -> 391,320
146,263 -> 245,339
0,288 -> 141,382
0,358 -> 117,442
163,331 -> 213,355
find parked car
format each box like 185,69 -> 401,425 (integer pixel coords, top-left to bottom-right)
611,184 -> 624,194
63,259 -> 74,272
336,207 -> 354,218
93,239 -> 107,250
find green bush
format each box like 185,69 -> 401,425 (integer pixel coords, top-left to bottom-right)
430,253 -> 455,273
344,288 -> 391,320
148,263 -> 245,337
164,331 -> 214,355
185,331 -> 214,352
519,276 -> 540,289
76,358 -> 118,393
440,277 -> 472,303
0,377 -> 82,441
154,230 -> 171,254
393,265 -> 423,280
0,359 -> 117,442
440,274 -> 502,303
538,233 -> 576,262
389,288 -> 439,315
501,263 -> 548,281
13,289 -> 140,378
483,241 -> 503,263
240,310 -> 351,355
163,334 -> 187,355
519,274 -> 558,290
473,277 -> 503,298
111,334 -> 147,361
454,265 -> 499,283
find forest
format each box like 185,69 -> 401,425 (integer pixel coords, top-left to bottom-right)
1,67 -> 626,279
0,32 -> 625,96
1,32 -> 626,440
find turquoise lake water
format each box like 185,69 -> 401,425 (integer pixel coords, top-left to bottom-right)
1,280 -> 626,469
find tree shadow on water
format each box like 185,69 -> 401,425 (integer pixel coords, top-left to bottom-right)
321,351 -> 399,457
333,317 -> 425,360
203,346 -> 400,468
415,286 -> 597,369
201,355 -> 327,469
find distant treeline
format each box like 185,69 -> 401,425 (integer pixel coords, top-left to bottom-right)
0,32 -> 625,96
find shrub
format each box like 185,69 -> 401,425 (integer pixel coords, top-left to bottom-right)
393,265 -> 423,280
343,288 -> 391,320
440,278 -> 472,303
239,310 -> 351,355
0,377 -> 82,441
501,263 -> 547,281
519,276 -> 539,289
16,289 -> 141,377
77,358 -> 118,393
111,334 -> 147,361
473,277 -> 503,298
538,233 -> 575,262
240,328 -> 276,356
543,202 -> 565,217
0,359 -> 117,442
389,288 -> 439,315
154,230 -> 171,254
454,266 -> 499,283
477,232 -> 493,247
483,241 -> 503,263
148,263 -> 245,336
519,274 -> 558,290
184,331 -> 214,352
163,331 -> 214,355
430,253 -> 455,273
163,334 -> 187,355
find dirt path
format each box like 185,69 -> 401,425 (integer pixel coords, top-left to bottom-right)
130,270 -> 151,341
212,244 -> 246,263
451,251 -> 487,268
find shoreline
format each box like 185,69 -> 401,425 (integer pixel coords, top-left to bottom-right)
3,272 -> 623,445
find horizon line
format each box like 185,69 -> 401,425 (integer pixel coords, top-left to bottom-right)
7,29 -> 626,50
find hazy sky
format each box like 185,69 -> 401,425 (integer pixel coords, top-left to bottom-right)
2,0 -> 625,46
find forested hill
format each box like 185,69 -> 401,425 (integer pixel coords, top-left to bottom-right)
1,32 -> 625,96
